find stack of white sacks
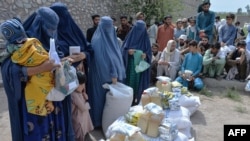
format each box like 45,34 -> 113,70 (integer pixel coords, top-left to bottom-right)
104,77 -> 200,141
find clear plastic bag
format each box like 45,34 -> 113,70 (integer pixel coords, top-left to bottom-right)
135,60 -> 150,73
245,80 -> 250,92
49,38 -> 61,65
55,60 -> 79,96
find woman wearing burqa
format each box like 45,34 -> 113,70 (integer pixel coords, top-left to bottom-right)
87,16 -> 126,128
23,7 -> 66,140
122,20 -> 151,105
0,7 -> 63,141
50,2 -> 93,140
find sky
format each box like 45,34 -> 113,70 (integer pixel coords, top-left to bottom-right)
210,0 -> 250,12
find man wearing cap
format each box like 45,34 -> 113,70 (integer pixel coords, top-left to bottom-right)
156,15 -> 175,51
196,0 -> 215,44
178,34 -> 188,50
186,17 -> 197,41
174,19 -> 185,48
179,35 -> 190,63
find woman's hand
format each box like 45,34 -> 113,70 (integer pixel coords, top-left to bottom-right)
68,52 -> 86,63
27,59 -> 60,76
41,59 -> 60,72
141,53 -> 146,59
128,49 -> 135,55
112,77 -> 117,84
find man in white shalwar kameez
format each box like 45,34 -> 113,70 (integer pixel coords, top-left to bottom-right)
157,40 -> 181,81
148,22 -> 158,46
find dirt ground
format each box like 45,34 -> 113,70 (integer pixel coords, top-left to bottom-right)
86,80 -> 250,141
190,88 -> 250,141
1,77 -> 249,141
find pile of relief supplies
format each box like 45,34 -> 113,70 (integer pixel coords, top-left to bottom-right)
102,76 -> 200,141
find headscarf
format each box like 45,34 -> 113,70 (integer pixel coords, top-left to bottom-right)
50,2 -> 92,67
23,7 -> 64,57
91,16 -> 125,81
163,40 -> 176,62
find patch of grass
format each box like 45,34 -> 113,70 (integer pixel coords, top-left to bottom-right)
224,88 -> 241,102
235,105 -> 248,114
199,86 -> 213,97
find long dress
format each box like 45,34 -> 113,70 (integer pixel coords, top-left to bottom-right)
71,91 -> 94,141
87,16 -> 126,127
50,3 -> 93,140
122,20 -> 152,105
22,7 -> 66,141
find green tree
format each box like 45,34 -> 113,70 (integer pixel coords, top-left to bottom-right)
114,0 -> 183,24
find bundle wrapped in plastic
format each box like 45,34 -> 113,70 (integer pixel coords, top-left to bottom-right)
110,122 -> 141,137
109,132 -> 145,141
144,102 -> 163,115
178,95 -> 201,115
160,91 -> 174,109
147,114 -> 164,137
142,103 -> 165,137
143,87 -> 159,95
137,111 -> 151,134
55,60 -> 79,96
138,103 -> 163,134
156,76 -> 172,93
169,97 -> 180,111
141,94 -> 151,107
171,81 -> 182,88
150,93 -> 162,107
107,122 -> 144,141
124,106 -> 144,126
159,119 -> 178,141
141,87 -> 161,107
165,107 -> 192,138
102,82 -> 133,134
172,87 -> 182,98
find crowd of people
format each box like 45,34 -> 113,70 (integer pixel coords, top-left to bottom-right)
0,0 -> 250,141
148,0 -> 250,88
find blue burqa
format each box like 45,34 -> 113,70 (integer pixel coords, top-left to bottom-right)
1,59 -> 24,141
87,16 -> 126,127
122,20 -> 151,105
50,2 -> 92,68
22,7 -> 66,141
50,2 -> 93,140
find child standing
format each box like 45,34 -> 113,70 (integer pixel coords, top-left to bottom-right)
71,71 -> 94,141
